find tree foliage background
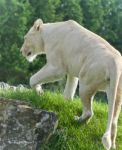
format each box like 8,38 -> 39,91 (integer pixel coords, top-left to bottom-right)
0,0 -> 122,86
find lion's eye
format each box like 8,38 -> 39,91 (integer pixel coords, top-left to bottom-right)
27,52 -> 32,56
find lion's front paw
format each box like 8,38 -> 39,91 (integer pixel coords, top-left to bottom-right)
35,85 -> 44,95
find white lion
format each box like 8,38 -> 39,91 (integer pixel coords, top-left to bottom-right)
20,19 -> 122,150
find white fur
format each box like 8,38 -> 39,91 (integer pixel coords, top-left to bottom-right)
21,19 -> 122,149
27,55 -> 37,62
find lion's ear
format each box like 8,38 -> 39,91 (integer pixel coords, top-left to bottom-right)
34,19 -> 43,31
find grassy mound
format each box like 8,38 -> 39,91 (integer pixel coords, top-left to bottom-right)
0,89 -> 122,150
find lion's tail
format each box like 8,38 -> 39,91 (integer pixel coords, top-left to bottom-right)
102,59 -> 121,149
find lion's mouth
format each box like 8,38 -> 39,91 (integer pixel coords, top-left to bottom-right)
27,55 -> 37,62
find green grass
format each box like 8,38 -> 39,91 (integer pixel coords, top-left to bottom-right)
0,89 -> 122,150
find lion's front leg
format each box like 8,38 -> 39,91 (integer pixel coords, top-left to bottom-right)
30,64 -> 64,94
63,75 -> 78,100
34,84 -> 44,95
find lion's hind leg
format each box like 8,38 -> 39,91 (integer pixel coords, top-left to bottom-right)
75,81 -> 96,123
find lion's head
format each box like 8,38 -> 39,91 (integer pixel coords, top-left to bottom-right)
20,19 -> 44,62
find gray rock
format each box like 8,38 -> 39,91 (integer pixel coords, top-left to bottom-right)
16,84 -> 25,91
0,82 -> 28,91
0,98 -> 58,150
0,82 -> 10,90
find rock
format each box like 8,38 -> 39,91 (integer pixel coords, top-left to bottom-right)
0,82 -> 28,91
16,84 -> 25,91
0,98 -> 58,150
0,82 -> 10,90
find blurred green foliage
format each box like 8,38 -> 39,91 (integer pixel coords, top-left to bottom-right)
0,0 -> 122,87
